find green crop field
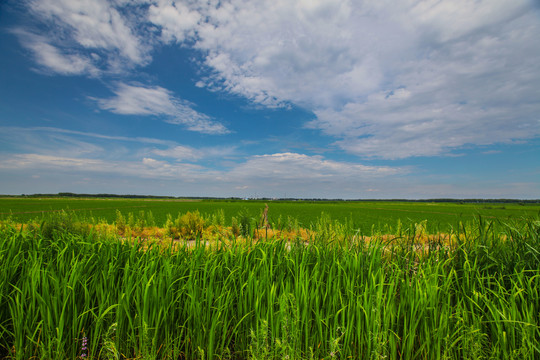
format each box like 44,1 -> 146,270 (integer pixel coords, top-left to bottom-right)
1,197 -> 540,359
1,197 -> 539,234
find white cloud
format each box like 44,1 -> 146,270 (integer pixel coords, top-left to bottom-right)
0,154 -> 209,180
13,30 -> 100,76
152,144 -> 236,161
221,152 -> 409,198
95,83 -> 229,134
1,154 -> 104,170
0,127 -> 237,165
147,0 -> 540,158
228,152 -> 404,180
4,152 -> 538,198
14,0 -> 540,159
307,10 -> 540,159
407,0 -> 530,43
191,0 -> 379,108
31,0 -> 148,64
1,126 -> 537,198
0,150 -> 408,197
148,0 -> 201,43
0,126 -> 176,150
0,126 -> 107,158
17,0 -> 150,75
152,145 -> 200,161
97,83 -> 177,115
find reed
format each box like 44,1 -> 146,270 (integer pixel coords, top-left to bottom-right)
0,215 -> 538,359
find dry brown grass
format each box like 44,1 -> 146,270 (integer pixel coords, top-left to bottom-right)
10,221 -> 506,253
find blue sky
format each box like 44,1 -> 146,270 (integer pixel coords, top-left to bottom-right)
1,0 -> 539,199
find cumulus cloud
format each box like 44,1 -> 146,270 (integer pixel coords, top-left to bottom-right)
95,83 -> 229,134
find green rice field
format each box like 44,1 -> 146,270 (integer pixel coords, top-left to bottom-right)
0,197 -> 539,359
1,197 -> 539,234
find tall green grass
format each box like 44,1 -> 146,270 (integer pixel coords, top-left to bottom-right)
0,216 -> 539,359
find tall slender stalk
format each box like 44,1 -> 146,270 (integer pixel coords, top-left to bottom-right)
0,216 -> 538,359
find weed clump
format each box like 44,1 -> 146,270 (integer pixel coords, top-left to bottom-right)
40,210 -> 91,239
165,211 -> 205,239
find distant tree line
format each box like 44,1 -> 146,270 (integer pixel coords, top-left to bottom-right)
2,193 -> 538,203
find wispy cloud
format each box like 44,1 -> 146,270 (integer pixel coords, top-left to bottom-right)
0,126 -> 106,158
228,152 -> 405,180
0,154 -> 209,180
152,145 -> 237,162
19,0 -> 150,74
482,150 -> 502,155
95,83 -> 229,134
0,149 -> 408,197
1,127 -> 537,198
13,29 -> 100,76
0,126 -> 176,146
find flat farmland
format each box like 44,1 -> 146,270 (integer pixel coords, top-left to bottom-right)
1,197 -> 538,233
2,198 -> 540,359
